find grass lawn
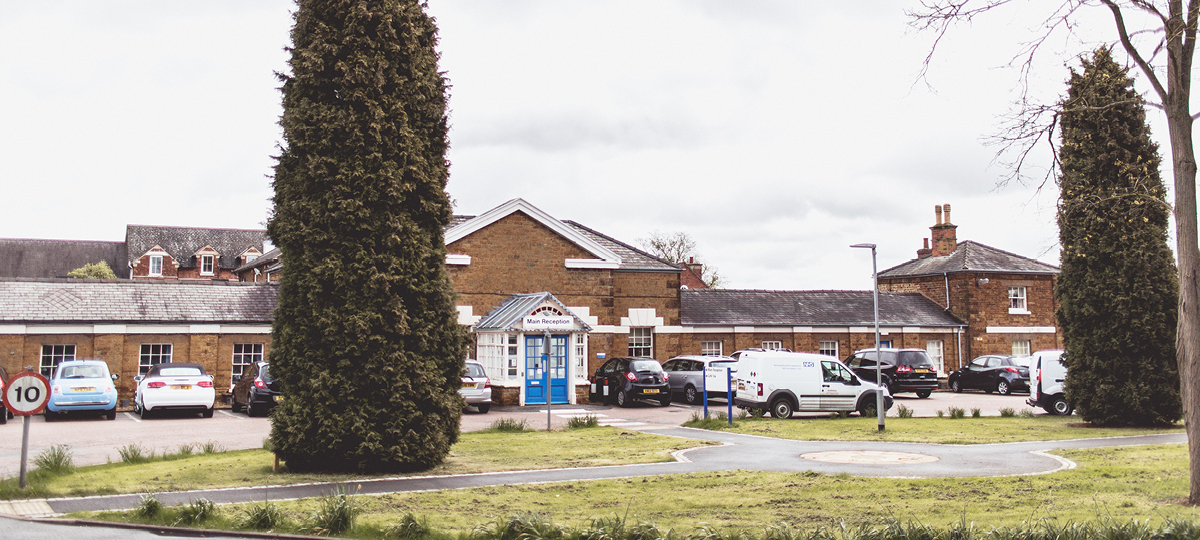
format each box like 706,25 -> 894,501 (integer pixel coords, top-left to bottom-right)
682,414 -> 1184,444
83,443 -> 1194,538
1,426 -> 708,499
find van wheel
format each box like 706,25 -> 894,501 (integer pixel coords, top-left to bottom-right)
1047,395 -> 1073,416
616,389 -> 629,408
769,398 -> 793,419
684,385 -> 699,405
996,380 -> 1011,395
858,399 -> 877,417
916,390 -> 932,399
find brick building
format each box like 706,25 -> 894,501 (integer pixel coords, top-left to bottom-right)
877,204 -> 1061,371
0,279 -> 274,406
0,200 -> 1056,407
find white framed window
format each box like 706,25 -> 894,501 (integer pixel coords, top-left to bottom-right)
701,341 -> 723,356
149,255 -> 163,276
1012,340 -> 1032,356
628,327 -> 653,357
232,343 -> 263,379
926,340 -> 945,374
139,343 -> 172,374
762,341 -> 783,350
40,344 -> 76,377
476,333 -> 505,380
507,334 -> 519,376
819,340 -> 839,357
574,334 -> 586,371
1009,286 -> 1029,314
201,254 -> 216,275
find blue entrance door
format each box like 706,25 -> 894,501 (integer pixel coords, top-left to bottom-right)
524,335 -> 569,405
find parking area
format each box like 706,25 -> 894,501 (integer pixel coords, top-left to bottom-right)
0,390 -> 1041,478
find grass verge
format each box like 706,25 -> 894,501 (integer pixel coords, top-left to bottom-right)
79,443 -> 1195,538
0,426 -> 708,500
682,414 -> 1183,444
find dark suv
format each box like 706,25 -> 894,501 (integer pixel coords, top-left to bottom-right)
589,357 -> 671,407
231,361 -> 282,417
844,348 -> 938,398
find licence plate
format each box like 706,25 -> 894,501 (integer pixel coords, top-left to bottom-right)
72,387 -> 95,392
914,369 -> 929,373
642,389 -> 660,394
274,395 -> 284,403
462,382 -> 475,388
171,385 -> 191,390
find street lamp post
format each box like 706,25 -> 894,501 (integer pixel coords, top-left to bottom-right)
850,243 -> 884,432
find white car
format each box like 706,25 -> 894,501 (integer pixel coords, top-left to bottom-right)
133,363 -> 216,418
460,360 -> 492,413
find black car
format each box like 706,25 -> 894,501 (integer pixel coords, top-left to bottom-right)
844,348 -> 938,398
231,361 -> 282,417
949,355 -> 1030,395
0,365 -> 10,424
589,357 -> 671,407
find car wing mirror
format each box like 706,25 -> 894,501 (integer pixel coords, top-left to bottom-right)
134,375 -> 144,382
111,373 -> 120,380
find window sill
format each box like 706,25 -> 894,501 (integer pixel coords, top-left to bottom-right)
1008,309 -> 1031,315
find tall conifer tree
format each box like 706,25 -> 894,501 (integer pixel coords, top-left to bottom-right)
267,0 -> 467,472
1056,48 -> 1180,426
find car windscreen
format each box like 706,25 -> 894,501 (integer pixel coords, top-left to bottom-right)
59,365 -> 106,379
157,367 -> 203,377
464,364 -> 487,378
897,351 -> 934,367
259,365 -> 272,381
630,360 -> 663,373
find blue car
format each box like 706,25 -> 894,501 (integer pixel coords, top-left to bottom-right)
46,360 -> 119,420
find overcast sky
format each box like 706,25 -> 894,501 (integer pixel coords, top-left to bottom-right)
0,2 -> 1175,290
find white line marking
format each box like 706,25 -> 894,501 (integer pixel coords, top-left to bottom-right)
123,412 -> 140,423
218,410 -> 244,420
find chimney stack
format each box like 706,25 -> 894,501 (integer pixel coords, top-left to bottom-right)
929,203 -> 958,257
917,238 -> 932,259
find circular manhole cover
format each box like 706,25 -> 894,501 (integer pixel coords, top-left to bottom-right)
801,450 -> 939,464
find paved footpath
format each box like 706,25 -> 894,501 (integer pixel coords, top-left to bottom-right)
3,425 -> 1186,518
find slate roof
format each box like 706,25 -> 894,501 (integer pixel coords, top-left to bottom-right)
0,239 -> 128,279
0,278 -> 277,324
126,225 -> 267,271
879,240 -> 1059,278
681,289 -> 965,327
475,292 -> 592,331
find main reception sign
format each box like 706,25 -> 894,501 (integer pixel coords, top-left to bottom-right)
523,316 -> 574,330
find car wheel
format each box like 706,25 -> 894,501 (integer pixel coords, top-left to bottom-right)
769,398 -> 793,419
659,395 -> 671,407
202,407 -> 214,418
950,379 -> 962,393
616,388 -> 629,408
44,411 -> 56,422
106,406 -> 117,421
248,402 -> 262,417
231,399 -> 243,413
1048,395 -> 1073,416
477,404 -> 490,414
916,390 -> 932,399
684,385 -> 699,405
0,410 -> 6,424
996,380 -> 1011,395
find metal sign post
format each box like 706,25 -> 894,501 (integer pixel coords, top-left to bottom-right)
544,330 -> 552,431
726,368 -> 733,425
702,367 -> 709,419
3,370 -> 50,489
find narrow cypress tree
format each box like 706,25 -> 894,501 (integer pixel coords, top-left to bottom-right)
1056,48 -> 1180,426
267,0 -> 467,472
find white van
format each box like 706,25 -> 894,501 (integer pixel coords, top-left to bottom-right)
732,349 -> 892,418
1026,349 -> 1072,415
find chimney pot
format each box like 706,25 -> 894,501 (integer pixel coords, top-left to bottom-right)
935,205 -> 943,225
943,203 -> 952,225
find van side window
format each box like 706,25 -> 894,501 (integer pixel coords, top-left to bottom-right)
821,361 -> 853,383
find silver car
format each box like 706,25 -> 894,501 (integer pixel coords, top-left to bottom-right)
662,355 -> 737,404
460,360 -> 492,413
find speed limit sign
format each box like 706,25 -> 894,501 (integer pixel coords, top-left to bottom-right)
3,372 -> 50,416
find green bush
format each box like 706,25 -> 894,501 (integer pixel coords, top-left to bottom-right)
566,415 -> 600,430
999,407 -> 1017,418
236,501 -> 287,530
304,487 -> 360,535
895,405 -> 913,418
488,418 -> 531,432
33,445 -> 74,476
134,494 -> 162,518
174,498 -> 217,525
388,512 -> 431,540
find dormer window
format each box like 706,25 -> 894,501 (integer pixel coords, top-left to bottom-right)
201,255 -> 215,276
149,255 -> 163,277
